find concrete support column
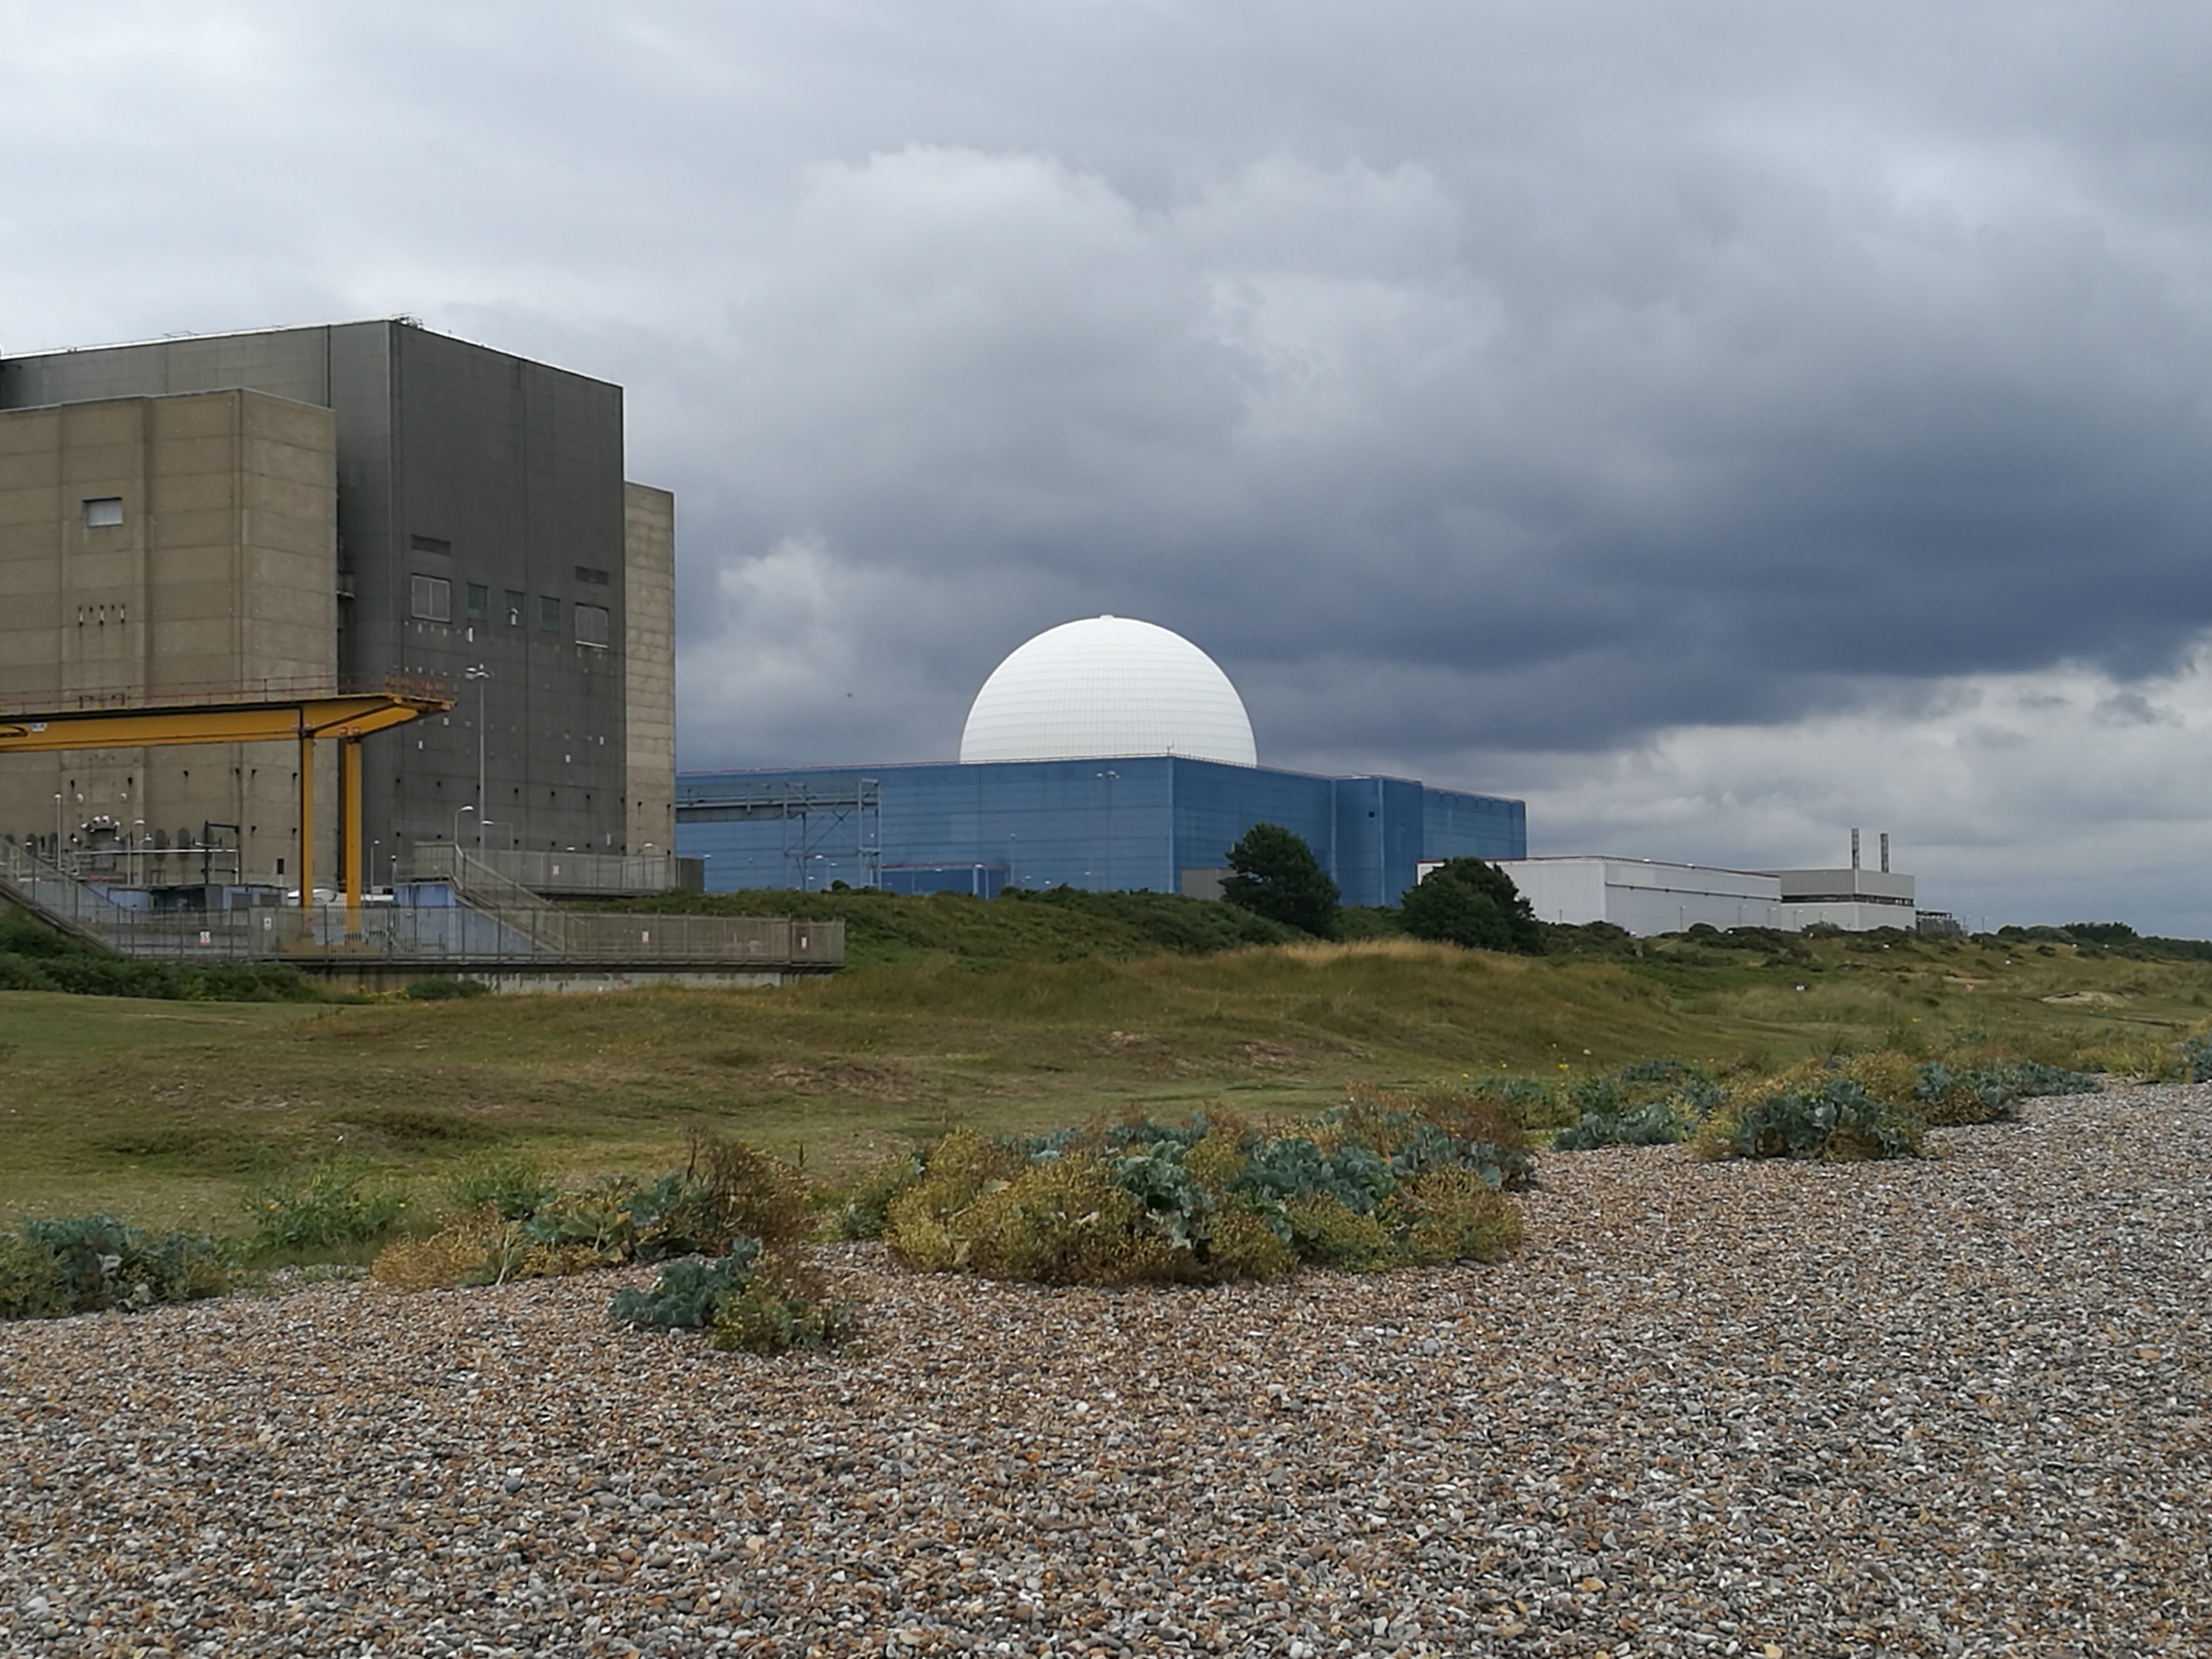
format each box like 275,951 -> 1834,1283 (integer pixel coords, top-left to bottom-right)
341,735 -> 363,916
298,731 -> 314,907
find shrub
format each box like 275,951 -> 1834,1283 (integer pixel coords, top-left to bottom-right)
607,1241 -> 856,1356
609,1240 -> 765,1330
1221,823 -> 1340,938
444,1153 -> 555,1220
521,1177 -> 641,1260
1017,887 -> 1304,954
1549,1060 -> 1720,1151
0,955 -> 59,992
1487,1076 -> 1574,1134
1385,1167 -> 1525,1264
708,1251 -> 859,1355
1398,859 -> 1543,955
1282,1193 -> 1393,1270
1328,1085 -> 1539,1191
1200,1204 -> 1298,1282
0,1233 -> 72,1319
606,1137 -> 813,1264
2,1216 -> 230,1317
2180,1030 -> 2212,1084
619,1173 -> 726,1261
961,1158 -> 1162,1284
1914,1059 -> 2099,1126
1696,1079 -> 1924,1162
370,1209 -> 514,1291
694,1136 -> 814,1249
245,1156 -> 409,1255
836,1153 -> 925,1240
889,1101 -> 1527,1287
881,1130 -> 1028,1270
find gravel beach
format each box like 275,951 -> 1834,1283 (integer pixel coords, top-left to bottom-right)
4,1084 -> 2206,1658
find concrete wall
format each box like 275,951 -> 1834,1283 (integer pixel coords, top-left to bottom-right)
1,321 -> 671,868
623,483 -> 676,857
0,389 -> 339,883
1762,867 -> 1916,906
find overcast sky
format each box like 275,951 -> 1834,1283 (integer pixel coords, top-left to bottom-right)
8,1 -> 2212,930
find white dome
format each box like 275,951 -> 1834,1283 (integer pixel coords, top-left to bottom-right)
959,615 -> 1258,767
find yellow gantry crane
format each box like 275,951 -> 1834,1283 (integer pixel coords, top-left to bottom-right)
0,679 -> 454,909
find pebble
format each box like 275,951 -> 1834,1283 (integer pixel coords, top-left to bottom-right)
3,1085 -> 2207,1656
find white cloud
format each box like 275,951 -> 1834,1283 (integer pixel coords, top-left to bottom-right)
1502,643 -> 2212,933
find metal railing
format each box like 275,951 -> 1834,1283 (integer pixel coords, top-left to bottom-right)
406,845 -> 574,949
1,843 -> 842,969
0,671 -> 456,717
451,847 -> 681,896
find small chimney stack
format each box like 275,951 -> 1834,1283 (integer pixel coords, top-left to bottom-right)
1880,832 -> 1891,874
1851,828 -> 1861,870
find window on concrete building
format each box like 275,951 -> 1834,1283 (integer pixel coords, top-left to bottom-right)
465,583 -> 488,621
504,589 -> 525,626
410,534 -> 452,556
539,595 -> 560,632
575,565 -> 610,586
411,575 -> 451,622
575,603 -> 611,648
82,497 -> 123,528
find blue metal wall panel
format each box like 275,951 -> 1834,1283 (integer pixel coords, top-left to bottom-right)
677,760 -> 1527,900
1422,787 -> 1528,863
1165,759 -> 1337,894
1380,776 -> 1429,906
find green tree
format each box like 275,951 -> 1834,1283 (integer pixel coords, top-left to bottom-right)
1399,859 -> 1542,955
1221,824 -> 1340,938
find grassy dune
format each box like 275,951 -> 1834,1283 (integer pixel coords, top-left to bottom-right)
2,918 -> 2206,1233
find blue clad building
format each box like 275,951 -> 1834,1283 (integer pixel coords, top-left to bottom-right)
677,617 -> 1525,908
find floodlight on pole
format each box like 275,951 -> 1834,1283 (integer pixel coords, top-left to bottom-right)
464,664 -> 492,851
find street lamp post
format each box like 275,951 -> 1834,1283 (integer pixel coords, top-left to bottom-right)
464,664 -> 492,852
454,803 -> 475,848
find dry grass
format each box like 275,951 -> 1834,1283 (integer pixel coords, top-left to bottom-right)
3,926 -> 2208,1235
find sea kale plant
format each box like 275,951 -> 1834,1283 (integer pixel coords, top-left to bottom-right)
0,1215 -> 231,1319
1549,1059 -> 1721,1151
609,1240 -> 858,1356
870,1088 -> 1531,1288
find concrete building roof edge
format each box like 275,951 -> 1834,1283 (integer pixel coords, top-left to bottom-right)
2,317 -> 623,392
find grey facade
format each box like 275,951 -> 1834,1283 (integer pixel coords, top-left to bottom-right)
0,321 -> 675,872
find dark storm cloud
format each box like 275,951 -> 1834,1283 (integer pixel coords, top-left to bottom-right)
8,0 -> 2212,919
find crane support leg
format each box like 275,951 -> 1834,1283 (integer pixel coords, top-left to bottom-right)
341,736 -> 365,919
298,733 -> 315,908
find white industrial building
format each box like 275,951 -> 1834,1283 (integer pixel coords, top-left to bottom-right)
1463,834 -> 1941,937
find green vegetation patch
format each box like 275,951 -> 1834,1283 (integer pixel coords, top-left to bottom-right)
868,1086 -> 1533,1288
0,1214 -> 231,1319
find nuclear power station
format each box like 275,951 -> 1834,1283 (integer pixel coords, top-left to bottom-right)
2,318 -> 1943,963
0,319 -> 674,889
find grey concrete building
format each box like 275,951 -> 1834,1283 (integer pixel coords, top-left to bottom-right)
0,321 -> 675,885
